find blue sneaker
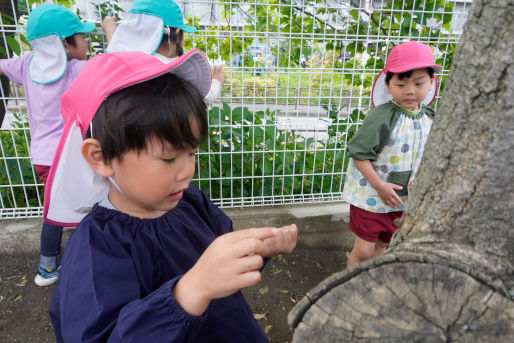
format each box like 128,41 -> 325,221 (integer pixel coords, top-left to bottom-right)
34,265 -> 60,287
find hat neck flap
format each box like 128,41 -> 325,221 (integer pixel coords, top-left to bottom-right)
107,13 -> 163,55
44,119 -> 109,226
28,35 -> 67,84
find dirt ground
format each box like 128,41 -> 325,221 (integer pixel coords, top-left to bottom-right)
0,248 -> 347,343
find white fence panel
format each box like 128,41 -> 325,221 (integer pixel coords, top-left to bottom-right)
0,0 -> 470,218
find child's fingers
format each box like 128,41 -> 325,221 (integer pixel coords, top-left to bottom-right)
232,237 -> 268,257
225,227 -> 278,244
391,184 -> 403,190
235,254 -> 264,273
235,270 -> 263,289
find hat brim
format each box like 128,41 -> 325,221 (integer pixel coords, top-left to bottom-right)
388,62 -> 442,73
179,24 -> 196,33
76,22 -> 96,34
371,69 -> 439,108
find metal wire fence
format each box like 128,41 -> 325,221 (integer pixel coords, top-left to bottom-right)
0,0 -> 470,218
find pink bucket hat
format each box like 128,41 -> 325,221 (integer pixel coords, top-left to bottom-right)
371,41 -> 442,107
43,49 -> 212,226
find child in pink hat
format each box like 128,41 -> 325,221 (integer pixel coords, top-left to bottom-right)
45,50 -> 297,342
342,41 -> 441,267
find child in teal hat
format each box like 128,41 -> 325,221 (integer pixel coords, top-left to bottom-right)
102,0 -> 226,107
0,4 -> 95,286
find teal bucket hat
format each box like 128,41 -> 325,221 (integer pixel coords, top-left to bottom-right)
26,4 -> 95,84
129,0 -> 196,33
26,4 -> 96,41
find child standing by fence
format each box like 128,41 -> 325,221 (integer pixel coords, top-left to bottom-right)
101,0 -> 226,107
0,4 -> 95,286
342,41 -> 441,267
44,50 -> 297,342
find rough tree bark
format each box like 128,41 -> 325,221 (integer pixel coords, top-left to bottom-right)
288,0 -> 514,341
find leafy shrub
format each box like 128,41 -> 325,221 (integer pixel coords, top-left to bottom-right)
0,112 -> 42,208
194,104 -> 364,201
1,106 -> 365,209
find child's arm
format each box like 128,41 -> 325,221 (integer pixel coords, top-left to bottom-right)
101,17 -> 117,44
173,227 -> 279,316
354,159 -> 403,208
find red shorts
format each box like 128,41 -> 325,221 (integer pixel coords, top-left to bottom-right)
34,165 -> 50,183
348,205 -> 403,244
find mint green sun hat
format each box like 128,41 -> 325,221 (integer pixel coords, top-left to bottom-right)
26,4 -> 95,40
107,0 -> 195,55
26,4 -> 95,84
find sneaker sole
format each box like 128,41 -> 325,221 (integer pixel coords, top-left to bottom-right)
34,274 -> 58,287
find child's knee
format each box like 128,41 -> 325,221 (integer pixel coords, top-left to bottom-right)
351,242 -> 375,261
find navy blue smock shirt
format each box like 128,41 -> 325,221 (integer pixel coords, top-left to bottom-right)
49,185 -> 268,342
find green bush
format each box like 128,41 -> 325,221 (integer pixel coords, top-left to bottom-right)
0,112 -> 42,208
194,104 -> 364,200
1,106 -> 365,209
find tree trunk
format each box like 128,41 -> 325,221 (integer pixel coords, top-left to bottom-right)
0,0 -> 17,127
288,0 -> 514,341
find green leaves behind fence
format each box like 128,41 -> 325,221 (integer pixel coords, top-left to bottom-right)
1,106 -> 366,209
195,104 -> 365,200
0,113 -> 41,208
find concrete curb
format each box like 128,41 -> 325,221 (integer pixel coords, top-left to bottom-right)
0,202 -> 352,254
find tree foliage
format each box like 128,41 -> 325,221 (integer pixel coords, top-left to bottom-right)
184,0 -> 456,90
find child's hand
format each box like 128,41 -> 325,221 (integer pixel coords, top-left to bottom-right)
101,17 -> 117,43
173,227 -> 278,316
261,224 -> 298,257
212,66 -> 226,85
376,181 -> 403,207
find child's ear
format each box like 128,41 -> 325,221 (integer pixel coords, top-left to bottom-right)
81,138 -> 114,178
61,38 -> 71,53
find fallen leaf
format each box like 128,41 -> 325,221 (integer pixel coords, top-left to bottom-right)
264,325 -> 273,334
272,268 -> 282,276
315,261 -> 323,269
13,294 -> 22,302
259,286 -> 269,295
0,295 -> 5,302
281,257 -> 289,266
273,288 -> 289,294
290,297 -> 297,303
15,275 -> 27,287
253,312 -> 267,320
285,270 -> 292,280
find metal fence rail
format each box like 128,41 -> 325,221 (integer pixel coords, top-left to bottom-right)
0,0 -> 470,218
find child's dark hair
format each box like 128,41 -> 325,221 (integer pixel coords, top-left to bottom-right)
88,73 -> 207,163
64,34 -> 77,47
385,67 -> 435,84
163,27 -> 184,57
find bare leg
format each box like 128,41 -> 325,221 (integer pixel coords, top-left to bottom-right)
347,236 -> 376,267
372,238 -> 388,258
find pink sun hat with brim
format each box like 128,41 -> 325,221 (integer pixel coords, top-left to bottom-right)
43,49 -> 212,226
371,41 -> 442,107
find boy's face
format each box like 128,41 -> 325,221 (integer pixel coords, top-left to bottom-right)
106,135 -> 197,219
65,33 -> 89,61
386,68 -> 434,111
